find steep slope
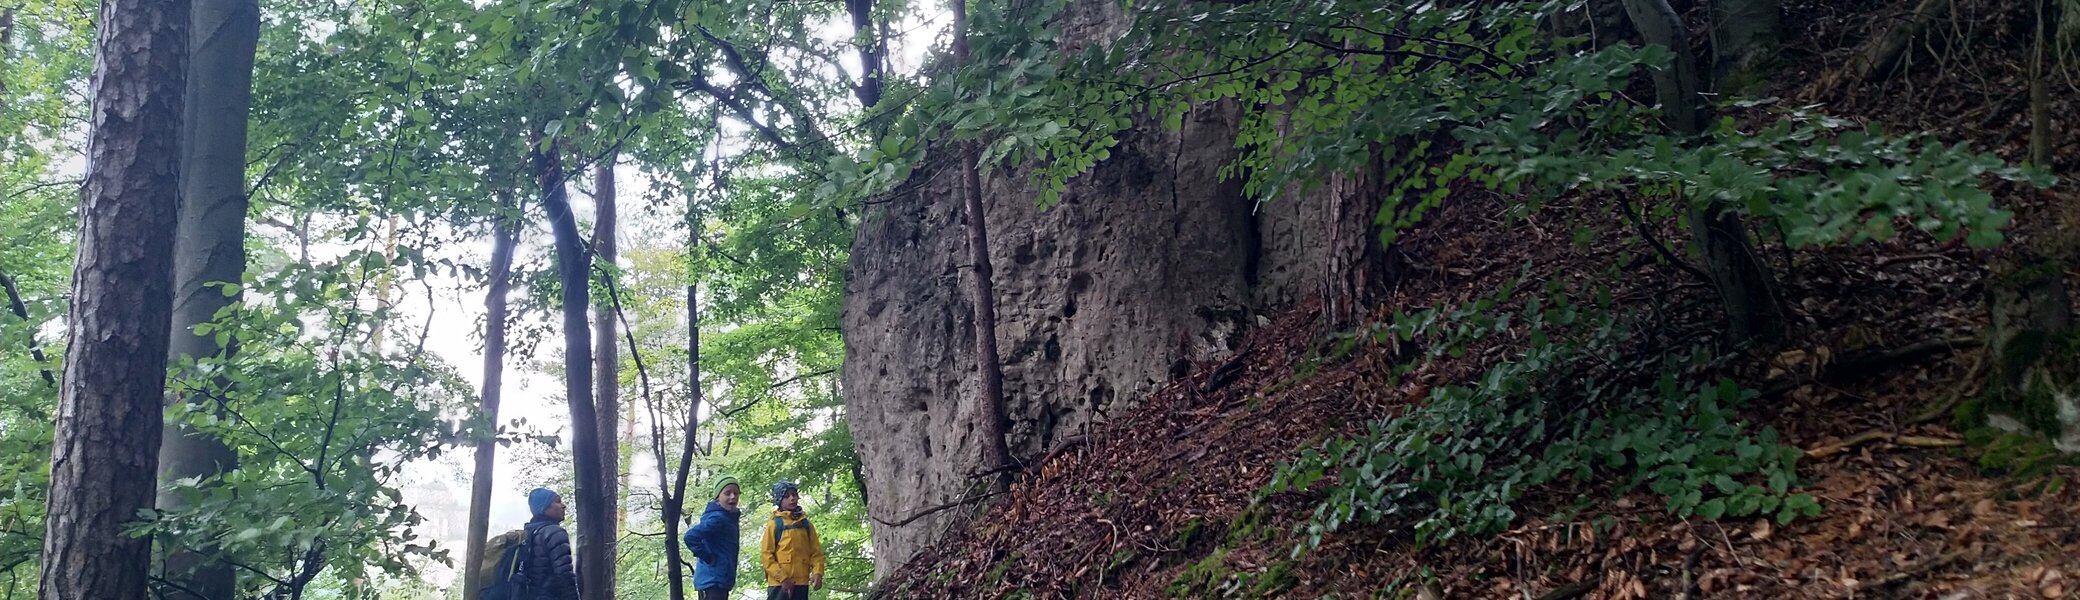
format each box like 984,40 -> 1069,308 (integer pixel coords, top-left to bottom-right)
873,185 -> 2080,598
857,0 -> 2080,596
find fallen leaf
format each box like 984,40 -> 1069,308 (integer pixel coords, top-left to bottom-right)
1751,519 -> 1774,541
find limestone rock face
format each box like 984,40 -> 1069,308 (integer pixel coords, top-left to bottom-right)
840,6 -> 1387,578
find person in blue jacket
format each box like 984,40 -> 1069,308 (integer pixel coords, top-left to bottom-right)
524,488 -> 580,600
682,475 -> 743,600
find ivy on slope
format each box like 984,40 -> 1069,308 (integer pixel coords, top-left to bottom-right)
1264,282 -> 1817,554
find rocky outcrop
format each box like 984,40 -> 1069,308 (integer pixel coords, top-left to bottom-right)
840,11 -> 1397,580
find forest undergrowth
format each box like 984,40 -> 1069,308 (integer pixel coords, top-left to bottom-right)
868,0 -> 2080,597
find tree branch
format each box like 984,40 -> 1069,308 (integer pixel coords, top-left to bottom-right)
0,271 -> 56,387
2,179 -> 80,199
674,75 -> 793,149
1615,193 -> 1713,283
870,489 -> 1008,528
712,369 -> 839,420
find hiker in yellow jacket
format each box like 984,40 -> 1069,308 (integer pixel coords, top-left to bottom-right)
761,480 -> 826,600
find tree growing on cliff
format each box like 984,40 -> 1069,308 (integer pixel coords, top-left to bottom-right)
949,0 -> 1016,496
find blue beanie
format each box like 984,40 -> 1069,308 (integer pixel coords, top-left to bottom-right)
528,488 -> 560,517
770,480 -> 799,503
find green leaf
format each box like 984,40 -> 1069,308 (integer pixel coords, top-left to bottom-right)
1696,498 -> 1726,520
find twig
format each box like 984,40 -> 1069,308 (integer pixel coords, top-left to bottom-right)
871,489 -> 1009,528
712,369 -> 839,419
1803,431 -> 1962,459
1911,350 -> 1984,425
1760,337 -> 1981,396
245,142 -> 298,201
1872,252 -> 1961,267
1853,549 -> 1967,591
1616,193 -> 1713,283
1674,541 -> 1705,600
1534,575 -> 1602,600
149,575 -> 208,600
2,179 -> 80,199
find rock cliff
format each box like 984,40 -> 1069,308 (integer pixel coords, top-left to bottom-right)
840,9 -> 1393,578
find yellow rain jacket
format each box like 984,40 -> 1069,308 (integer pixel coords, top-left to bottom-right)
761,510 -> 827,587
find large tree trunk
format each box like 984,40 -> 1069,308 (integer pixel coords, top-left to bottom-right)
39,0 -> 189,598
1623,0 -> 1786,347
590,156 -> 621,596
1710,0 -> 1781,93
532,143 -> 613,600
949,0 -> 1014,495
461,192 -> 519,600
156,0 -> 258,596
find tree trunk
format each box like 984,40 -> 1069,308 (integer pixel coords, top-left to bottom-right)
39,0 -> 188,598
2028,0 -> 2053,167
1710,0 -> 1781,93
1836,0 -> 1949,85
950,0 -> 1015,495
590,155 -> 621,596
1624,0 -> 1786,346
1622,0 -> 1704,133
1983,258 -> 2080,451
846,0 -> 884,109
0,271 -> 56,387
656,214 -> 707,600
155,0 -> 258,595
461,191 -> 519,600
532,142 -> 613,600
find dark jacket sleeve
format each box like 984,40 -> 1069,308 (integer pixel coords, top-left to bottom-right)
537,525 -> 579,600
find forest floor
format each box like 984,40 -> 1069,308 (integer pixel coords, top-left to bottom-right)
869,0 -> 2080,598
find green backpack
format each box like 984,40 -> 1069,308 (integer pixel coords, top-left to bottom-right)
475,529 -> 530,600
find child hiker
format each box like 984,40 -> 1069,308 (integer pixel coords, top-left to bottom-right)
760,480 -> 827,600
681,476 -> 743,600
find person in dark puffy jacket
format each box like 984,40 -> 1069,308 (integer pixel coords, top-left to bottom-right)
524,487 -> 580,600
681,475 -> 743,600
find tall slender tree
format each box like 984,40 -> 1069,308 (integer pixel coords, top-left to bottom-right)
591,155 -> 621,596
533,139 -> 613,600
653,209 -> 708,600
461,191 -> 520,600
156,0 -> 260,596
949,0 -> 1013,494
39,0 -> 189,597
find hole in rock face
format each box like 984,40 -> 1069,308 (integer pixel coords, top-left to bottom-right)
1087,378 -> 1113,409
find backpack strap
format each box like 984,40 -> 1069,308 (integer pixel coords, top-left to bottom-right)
772,515 -> 814,535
